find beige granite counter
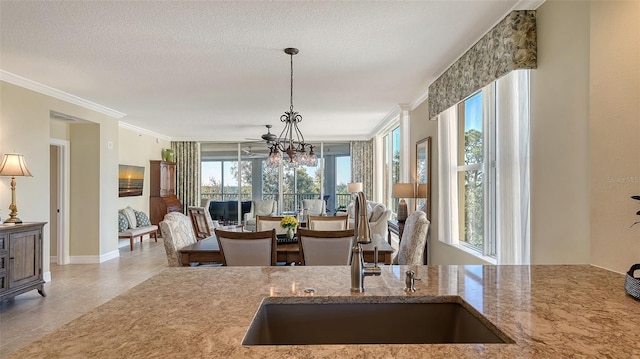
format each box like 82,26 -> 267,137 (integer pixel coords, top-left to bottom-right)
9,265 -> 640,358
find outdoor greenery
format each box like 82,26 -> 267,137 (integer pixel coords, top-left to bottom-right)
462,128 -> 484,248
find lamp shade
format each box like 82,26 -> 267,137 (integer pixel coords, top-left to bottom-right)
391,183 -> 414,198
416,184 -> 427,198
347,182 -> 363,193
0,153 -> 32,177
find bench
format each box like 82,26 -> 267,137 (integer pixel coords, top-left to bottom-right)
119,225 -> 158,251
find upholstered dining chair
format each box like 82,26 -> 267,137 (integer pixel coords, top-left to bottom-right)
214,229 -> 277,266
187,206 -> 220,240
255,215 -> 288,236
307,215 -> 348,231
244,200 -> 278,231
393,211 -> 430,265
159,212 -> 199,267
297,229 -> 355,266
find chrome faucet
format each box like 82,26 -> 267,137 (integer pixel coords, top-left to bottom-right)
351,191 -> 381,293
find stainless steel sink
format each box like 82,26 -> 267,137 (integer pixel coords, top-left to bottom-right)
243,296 -> 514,345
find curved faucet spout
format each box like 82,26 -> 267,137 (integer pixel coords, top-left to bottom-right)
353,191 -> 372,244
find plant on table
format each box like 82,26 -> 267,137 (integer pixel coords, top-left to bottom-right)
280,216 -> 298,230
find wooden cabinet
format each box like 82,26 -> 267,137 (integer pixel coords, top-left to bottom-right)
149,161 -> 183,225
0,222 -> 46,301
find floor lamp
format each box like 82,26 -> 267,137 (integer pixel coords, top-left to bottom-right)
0,153 -> 33,224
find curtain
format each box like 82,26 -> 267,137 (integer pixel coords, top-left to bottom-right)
171,141 -> 201,209
437,106 -> 459,246
496,70 -> 530,264
350,140 -> 373,200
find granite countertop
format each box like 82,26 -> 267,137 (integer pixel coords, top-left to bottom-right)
10,265 -> 640,358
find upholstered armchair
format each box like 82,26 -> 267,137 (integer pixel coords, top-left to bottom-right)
393,210 -> 430,265
302,199 -> 326,221
159,212 -> 198,267
244,200 -> 278,231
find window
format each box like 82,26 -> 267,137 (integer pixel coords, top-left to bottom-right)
438,70 -> 530,264
382,125 -> 401,216
456,92 -> 494,254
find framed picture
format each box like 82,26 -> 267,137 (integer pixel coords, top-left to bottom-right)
416,137 -> 432,220
118,165 -> 145,197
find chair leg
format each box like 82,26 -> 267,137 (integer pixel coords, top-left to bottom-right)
153,231 -> 158,242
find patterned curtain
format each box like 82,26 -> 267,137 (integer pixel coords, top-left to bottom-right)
350,140 -> 374,200
171,141 -> 201,210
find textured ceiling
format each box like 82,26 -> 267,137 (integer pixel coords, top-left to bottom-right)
0,1 -> 524,142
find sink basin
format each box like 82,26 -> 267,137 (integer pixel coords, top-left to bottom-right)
243,296 -> 514,345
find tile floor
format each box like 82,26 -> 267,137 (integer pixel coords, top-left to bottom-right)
0,240 -> 168,357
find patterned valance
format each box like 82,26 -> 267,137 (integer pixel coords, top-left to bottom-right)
428,10 -> 537,119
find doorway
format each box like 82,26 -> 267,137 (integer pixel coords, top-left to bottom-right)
50,139 -> 70,265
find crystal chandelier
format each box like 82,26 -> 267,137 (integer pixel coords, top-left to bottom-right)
267,48 -> 317,168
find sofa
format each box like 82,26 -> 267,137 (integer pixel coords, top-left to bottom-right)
201,199 -> 252,224
118,206 -> 158,250
339,200 -> 391,240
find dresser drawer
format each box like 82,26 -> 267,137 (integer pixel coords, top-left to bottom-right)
0,234 -> 6,251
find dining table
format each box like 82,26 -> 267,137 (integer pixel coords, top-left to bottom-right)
178,233 -> 395,266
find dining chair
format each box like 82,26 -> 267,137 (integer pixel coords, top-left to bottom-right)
244,200 -> 278,231
187,206 -> 220,240
159,212 -> 199,267
297,229 -> 355,266
214,228 -> 277,266
255,215 -> 288,236
393,210 -> 430,265
307,215 -> 348,230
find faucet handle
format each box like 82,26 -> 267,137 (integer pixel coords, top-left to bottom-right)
404,270 -> 421,292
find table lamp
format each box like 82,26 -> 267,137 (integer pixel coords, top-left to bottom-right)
0,153 -> 32,224
392,183 -> 414,222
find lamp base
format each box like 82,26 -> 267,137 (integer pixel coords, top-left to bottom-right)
397,200 -> 408,222
4,216 -> 22,224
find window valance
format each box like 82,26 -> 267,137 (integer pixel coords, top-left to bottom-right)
428,10 -> 537,119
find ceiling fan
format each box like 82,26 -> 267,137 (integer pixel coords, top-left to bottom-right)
241,146 -> 268,158
245,125 -> 278,145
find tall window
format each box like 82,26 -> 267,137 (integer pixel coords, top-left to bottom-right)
439,70 -> 530,264
457,92 -> 490,251
382,125 -> 401,216
335,155 -> 351,210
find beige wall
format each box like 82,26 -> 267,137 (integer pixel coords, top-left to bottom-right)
529,0 -> 592,264
589,0 -> 640,273
0,81 -> 121,270
421,0 -> 639,272
117,126 -> 171,216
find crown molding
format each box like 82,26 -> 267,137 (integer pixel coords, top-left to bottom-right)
409,88 -> 429,111
0,70 -> 126,119
119,122 -> 171,141
369,104 -> 410,138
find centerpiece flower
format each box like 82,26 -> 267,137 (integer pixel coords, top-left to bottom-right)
280,216 -> 298,240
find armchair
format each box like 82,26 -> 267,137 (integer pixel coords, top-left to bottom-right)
301,199 -> 326,221
244,200 -> 278,231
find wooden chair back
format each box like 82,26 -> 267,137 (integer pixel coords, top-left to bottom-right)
307,215 -> 348,230
256,215 -> 288,236
297,229 -> 354,266
214,229 -> 277,266
187,206 -> 211,240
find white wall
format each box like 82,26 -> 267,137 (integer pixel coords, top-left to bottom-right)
117,126 -> 171,215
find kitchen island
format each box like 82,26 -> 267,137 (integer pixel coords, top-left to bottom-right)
9,265 -> 640,358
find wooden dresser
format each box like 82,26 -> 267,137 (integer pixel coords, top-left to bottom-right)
149,160 -> 183,225
0,222 -> 46,301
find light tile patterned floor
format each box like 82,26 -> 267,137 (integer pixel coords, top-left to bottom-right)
0,240 -> 168,357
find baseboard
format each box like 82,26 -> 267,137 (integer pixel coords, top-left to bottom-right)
43,271 -> 52,282
69,250 -> 120,264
